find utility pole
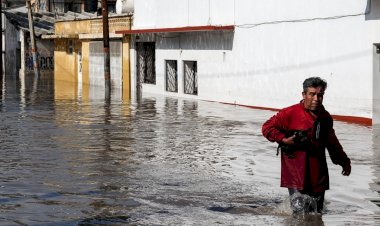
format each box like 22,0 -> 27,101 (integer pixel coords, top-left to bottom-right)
1,0 -> 5,88
1,1 -> 3,78
101,0 -> 111,98
26,0 -> 40,78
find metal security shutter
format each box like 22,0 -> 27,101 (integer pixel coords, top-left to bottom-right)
110,41 -> 122,91
89,41 -> 122,100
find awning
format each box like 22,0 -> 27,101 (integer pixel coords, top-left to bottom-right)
116,25 -> 235,35
41,33 -> 123,39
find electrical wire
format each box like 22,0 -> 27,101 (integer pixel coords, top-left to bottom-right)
236,1 -> 371,29
236,13 -> 368,29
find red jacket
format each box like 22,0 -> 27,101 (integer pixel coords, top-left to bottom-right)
262,102 -> 350,192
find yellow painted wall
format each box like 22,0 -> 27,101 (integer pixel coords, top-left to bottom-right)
55,17 -> 131,35
54,16 -> 132,101
81,41 -> 90,102
122,36 -> 131,102
54,39 -> 78,82
55,20 -> 91,35
54,39 -> 78,99
81,41 -> 90,85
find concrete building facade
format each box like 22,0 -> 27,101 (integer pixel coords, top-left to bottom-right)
49,14 -> 132,101
119,0 -> 380,124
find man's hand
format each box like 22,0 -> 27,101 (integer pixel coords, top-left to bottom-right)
282,135 -> 295,146
342,162 -> 351,176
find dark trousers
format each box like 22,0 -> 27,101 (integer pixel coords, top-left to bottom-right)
288,188 -> 325,213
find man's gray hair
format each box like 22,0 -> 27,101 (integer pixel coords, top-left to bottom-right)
303,77 -> 327,93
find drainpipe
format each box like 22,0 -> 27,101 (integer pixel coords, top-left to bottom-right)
102,0 -> 111,99
26,0 -> 40,78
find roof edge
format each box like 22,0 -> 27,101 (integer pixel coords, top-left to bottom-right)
116,25 -> 235,35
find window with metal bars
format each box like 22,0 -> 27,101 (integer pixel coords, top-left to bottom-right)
184,61 -> 197,95
136,42 -> 156,85
165,60 -> 178,92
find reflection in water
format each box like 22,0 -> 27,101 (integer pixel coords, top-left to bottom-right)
283,214 -> 324,226
0,74 -> 3,102
0,75 -> 379,225
371,124 -> 380,209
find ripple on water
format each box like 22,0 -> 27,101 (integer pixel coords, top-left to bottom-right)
0,78 -> 380,225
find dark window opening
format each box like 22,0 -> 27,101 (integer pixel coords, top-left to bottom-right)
136,42 -> 156,85
184,61 -> 197,95
165,60 -> 178,92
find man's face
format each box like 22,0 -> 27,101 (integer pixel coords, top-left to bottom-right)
302,86 -> 324,111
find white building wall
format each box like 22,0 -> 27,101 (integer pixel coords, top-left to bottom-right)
374,45 -> 380,124
131,0 -> 380,120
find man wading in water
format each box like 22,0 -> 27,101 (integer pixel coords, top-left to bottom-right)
262,77 -> 351,213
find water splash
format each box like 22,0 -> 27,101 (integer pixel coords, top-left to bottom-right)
275,193 -> 324,226
289,193 -> 319,214
275,193 -> 321,215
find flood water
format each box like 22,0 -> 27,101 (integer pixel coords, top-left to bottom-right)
1,75 -> 380,226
